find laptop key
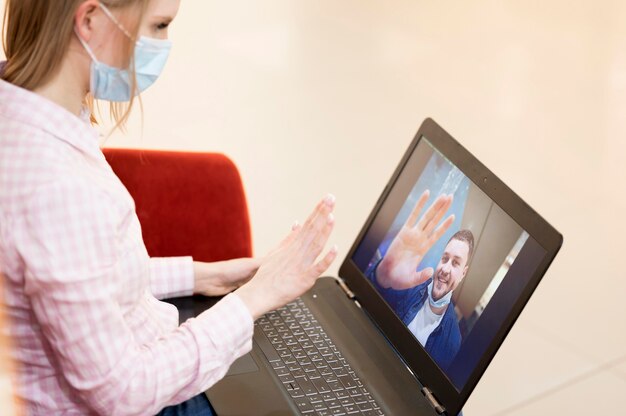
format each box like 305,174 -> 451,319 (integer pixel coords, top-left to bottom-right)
290,389 -> 304,398
353,394 -> 367,404
338,375 -> 356,388
286,383 -> 303,398
324,375 -> 338,383
319,366 -> 333,376
339,397 -> 354,406
326,399 -> 342,409
308,370 -> 322,379
328,361 -> 343,370
316,362 -> 329,371
342,403 -> 358,413
294,397 -> 315,413
291,368 -> 305,378
327,380 -> 343,391
335,390 -> 349,399
279,374 -> 296,384
322,392 -> 335,401
297,378 -> 318,396
309,393 -> 324,403
357,401 -> 373,411
312,402 -> 328,412
310,353 -> 323,362
347,388 -> 361,397
317,347 -> 331,356
311,378 -> 331,393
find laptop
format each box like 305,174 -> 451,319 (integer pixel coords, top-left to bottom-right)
205,118 -> 563,415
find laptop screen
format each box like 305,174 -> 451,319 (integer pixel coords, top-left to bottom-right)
351,135 -> 547,391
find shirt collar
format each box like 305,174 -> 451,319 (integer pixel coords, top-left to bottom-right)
0,62 -> 102,158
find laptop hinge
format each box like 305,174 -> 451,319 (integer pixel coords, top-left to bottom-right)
336,278 -> 355,299
333,277 -> 363,308
421,387 -> 445,414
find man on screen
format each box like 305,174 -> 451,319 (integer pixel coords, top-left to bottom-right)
368,190 -> 474,370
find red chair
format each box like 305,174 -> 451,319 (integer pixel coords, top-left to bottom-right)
103,148 -> 252,262
103,148 -> 253,316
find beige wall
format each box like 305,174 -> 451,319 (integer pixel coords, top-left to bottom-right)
2,1 -> 626,414
453,188 -> 523,320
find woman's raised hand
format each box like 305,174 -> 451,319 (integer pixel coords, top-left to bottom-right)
235,194 -> 338,319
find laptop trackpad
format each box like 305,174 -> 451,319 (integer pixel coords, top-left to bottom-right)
225,353 -> 259,376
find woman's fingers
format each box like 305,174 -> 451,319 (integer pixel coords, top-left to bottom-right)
300,194 -> 335,235
297,195 -> 335,252
300,212 -> 335,264
308,245 -> 339,279
272,221 -> 302,254
236,195 -> 338,318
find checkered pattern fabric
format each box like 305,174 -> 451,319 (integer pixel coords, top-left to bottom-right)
0,76 -> 253,415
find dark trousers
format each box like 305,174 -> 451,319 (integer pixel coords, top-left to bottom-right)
156,393 -> 216,416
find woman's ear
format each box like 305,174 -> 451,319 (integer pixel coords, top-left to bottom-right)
74,0 -> 100,42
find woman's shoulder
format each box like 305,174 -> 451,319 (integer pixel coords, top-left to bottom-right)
0,129 -> 77,196
0,136 -> 124,219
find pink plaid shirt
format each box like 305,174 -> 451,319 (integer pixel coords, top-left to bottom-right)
0,73 -> 254,415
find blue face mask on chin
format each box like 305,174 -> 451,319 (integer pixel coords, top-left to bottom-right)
75,3 -> 171,102
427,280 -> 453,310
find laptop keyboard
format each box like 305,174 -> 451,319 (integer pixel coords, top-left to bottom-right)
255,298 -> 385,415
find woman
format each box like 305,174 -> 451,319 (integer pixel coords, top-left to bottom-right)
0,0 -> 337,414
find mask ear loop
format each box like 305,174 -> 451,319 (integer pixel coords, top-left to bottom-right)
99,2 -> 134,40
98,1 -> 139,82
74,26 -> 100,64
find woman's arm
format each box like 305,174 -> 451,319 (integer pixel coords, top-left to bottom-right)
149,257 -> 261,300
16,177 -> 253,415
149,256 -> 195,300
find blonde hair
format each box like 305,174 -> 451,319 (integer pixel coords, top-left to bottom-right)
1,0 -> 150,130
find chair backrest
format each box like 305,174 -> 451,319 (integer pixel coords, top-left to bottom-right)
103,148 -> 252,262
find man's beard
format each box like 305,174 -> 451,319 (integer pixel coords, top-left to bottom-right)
432,269 -> 451,300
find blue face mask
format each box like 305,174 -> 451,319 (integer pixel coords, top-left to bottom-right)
75,3 -> 171,102
427,280 -> 453,309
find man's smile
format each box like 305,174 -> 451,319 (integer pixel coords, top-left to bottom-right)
436,271 -> 449,285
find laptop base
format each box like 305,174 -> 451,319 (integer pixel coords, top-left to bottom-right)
207,277 -> 439,416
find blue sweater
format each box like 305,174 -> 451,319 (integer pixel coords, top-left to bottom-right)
367,260 -> 462,371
